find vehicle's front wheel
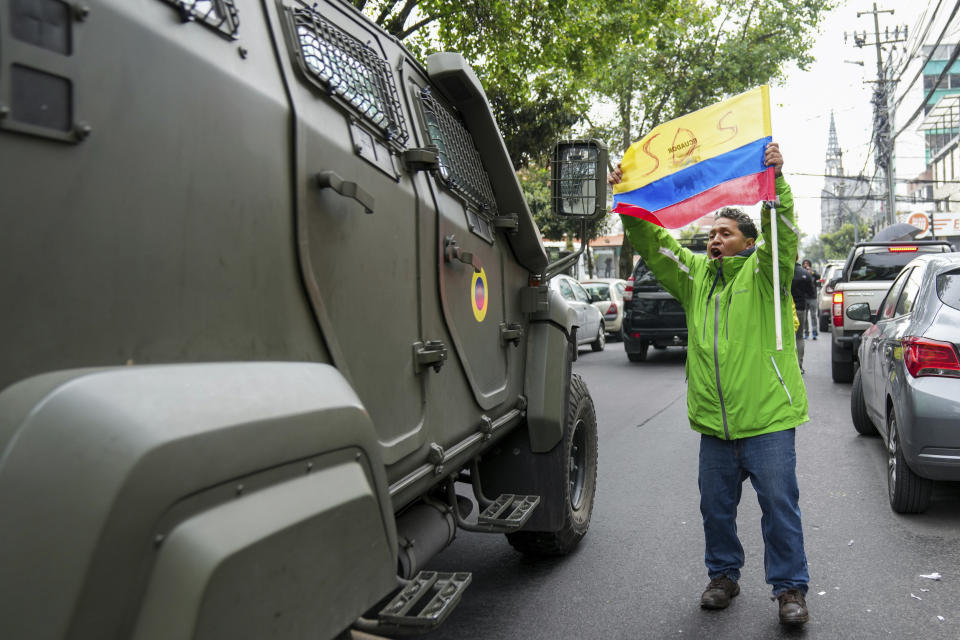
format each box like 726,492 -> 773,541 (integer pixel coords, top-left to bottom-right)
627,340 -> 649,362
819,314 -> 829,333
851,369 -> 877,435
506,374 -> 598,555
887,407 -> 932,514
591,323 -> 606,352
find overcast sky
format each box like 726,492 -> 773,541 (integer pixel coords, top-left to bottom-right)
771,0 -> 950,239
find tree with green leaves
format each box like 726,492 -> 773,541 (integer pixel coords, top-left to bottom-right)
820,222 -> 871,260
354,1 -> 836,266
589,0 -> 835,276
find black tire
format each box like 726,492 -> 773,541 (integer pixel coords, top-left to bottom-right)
506,374 -> 598,556
851,369 -> 877,436
831,340 -> 854,383
591,323 -> 606,352
887,408 -> 932,514
819,314 -> 829,333
626,340 -> 649,363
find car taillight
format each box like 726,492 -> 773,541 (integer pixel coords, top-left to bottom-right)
606,302 -> 617,314
888,246 -> 918,253
902,336 -> 960,378
623,277 -> 634,302
832,291 -> 844,327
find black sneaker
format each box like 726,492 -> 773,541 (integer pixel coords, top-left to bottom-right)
776,589 -> 809,626
700,575 -> 740,609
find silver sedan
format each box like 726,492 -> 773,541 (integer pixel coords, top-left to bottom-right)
849,252 -> 960,513
550,274 -> 606,352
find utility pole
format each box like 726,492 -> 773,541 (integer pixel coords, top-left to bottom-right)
847,3 -> 908,227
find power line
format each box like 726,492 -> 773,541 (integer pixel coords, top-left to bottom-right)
889,0 -> 950,108
894,38 -> 960,140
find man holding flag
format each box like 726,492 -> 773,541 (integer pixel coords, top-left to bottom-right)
607,87 -> 810,627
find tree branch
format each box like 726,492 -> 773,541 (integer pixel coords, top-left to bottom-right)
397,12 -> 445,39
375,0 -> 401,27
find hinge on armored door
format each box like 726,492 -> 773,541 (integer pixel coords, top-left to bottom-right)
490,213 -> 518,233
402,146 -> 440,172
413,340 -> 448,373
499,323 -> 523,347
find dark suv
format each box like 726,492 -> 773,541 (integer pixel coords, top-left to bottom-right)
622,238 -> 706,362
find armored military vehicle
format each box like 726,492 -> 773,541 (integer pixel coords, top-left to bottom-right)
0,1 -> 607,638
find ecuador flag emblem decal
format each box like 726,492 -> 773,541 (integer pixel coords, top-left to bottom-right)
471,268 -> 488,322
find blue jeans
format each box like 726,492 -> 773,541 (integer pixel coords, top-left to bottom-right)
804,297 -> 818,336
699,429 -> 809,595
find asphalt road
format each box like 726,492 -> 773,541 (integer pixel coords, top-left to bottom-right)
424,335 -> 960,639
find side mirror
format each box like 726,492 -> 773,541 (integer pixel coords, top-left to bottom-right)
826,277 -> 839,293
846,302 -> 875,323
588,291 -> 601,303
550,139 -> 608,220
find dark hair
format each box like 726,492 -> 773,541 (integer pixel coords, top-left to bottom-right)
714,207 -> 758,240
802,259 -> 812,267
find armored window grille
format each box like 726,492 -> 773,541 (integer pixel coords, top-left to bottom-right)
161,0 -> 240,39
287,6 -> 408,147
419,87 -> 498,218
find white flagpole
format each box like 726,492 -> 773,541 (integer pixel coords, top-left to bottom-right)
769,199 -> 782,351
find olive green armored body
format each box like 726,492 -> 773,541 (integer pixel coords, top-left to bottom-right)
0,1 -> 604,638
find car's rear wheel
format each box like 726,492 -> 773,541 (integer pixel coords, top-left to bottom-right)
626,340 -> 649,362
819,314 -> 829,332
851,369 -> 877,436
887,407 -> 932,514
591,323 -> 605,351
831,339 -> 854,383
506,374 -> 597,555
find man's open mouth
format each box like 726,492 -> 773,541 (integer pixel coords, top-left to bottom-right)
710,247 -> 722,258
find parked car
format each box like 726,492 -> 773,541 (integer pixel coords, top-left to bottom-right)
817,261 -> 845,332
849,253 -> 960,513
581,279 -> 627,338
550,274 -> 606,351
830,240 -> 952,382
622,237 -> 707,362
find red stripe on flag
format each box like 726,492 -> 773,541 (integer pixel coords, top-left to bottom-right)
614,168 -> 775,228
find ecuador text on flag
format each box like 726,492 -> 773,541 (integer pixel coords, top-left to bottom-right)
612,86 -> 775,228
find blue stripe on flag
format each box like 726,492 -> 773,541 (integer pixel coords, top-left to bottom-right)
613,137 -> 771,213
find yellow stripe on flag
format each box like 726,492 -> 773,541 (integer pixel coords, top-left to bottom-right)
614,86 -> 772,194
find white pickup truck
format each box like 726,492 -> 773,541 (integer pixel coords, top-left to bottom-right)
830,240 -> 953,382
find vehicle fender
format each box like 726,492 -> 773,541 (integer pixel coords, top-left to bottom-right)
0,363 -> 397,640
524,287 -> 577,452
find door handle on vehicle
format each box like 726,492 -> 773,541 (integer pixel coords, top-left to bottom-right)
315,171 -> 374,214
444,235 -> 481,273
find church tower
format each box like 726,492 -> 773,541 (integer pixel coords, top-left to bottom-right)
821,112 -> 845,232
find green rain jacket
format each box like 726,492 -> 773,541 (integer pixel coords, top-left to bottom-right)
621,176 -> 809,440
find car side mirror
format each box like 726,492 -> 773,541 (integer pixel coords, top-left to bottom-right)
550,139 -> 608,220
826,277 -> 839,292
588,292 -> 601,303
846,302 -> 875,323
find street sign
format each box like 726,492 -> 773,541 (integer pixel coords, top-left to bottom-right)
907,212 -> 930,234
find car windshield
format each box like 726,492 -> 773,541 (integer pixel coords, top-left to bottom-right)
849,251 -> 928,281
937,269 -> 960,311
583,284 -> 611,301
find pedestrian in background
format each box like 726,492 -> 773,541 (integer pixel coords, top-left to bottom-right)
609,143 -> 811,626
801,259 -> 820,339
791,261 -> 816,372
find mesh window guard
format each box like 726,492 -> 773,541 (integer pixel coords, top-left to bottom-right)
162,0 -> 240,39
419,87 -> 498,217
287,6 -> 408,147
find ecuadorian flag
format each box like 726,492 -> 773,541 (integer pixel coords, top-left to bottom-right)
613,86 -> 775,227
